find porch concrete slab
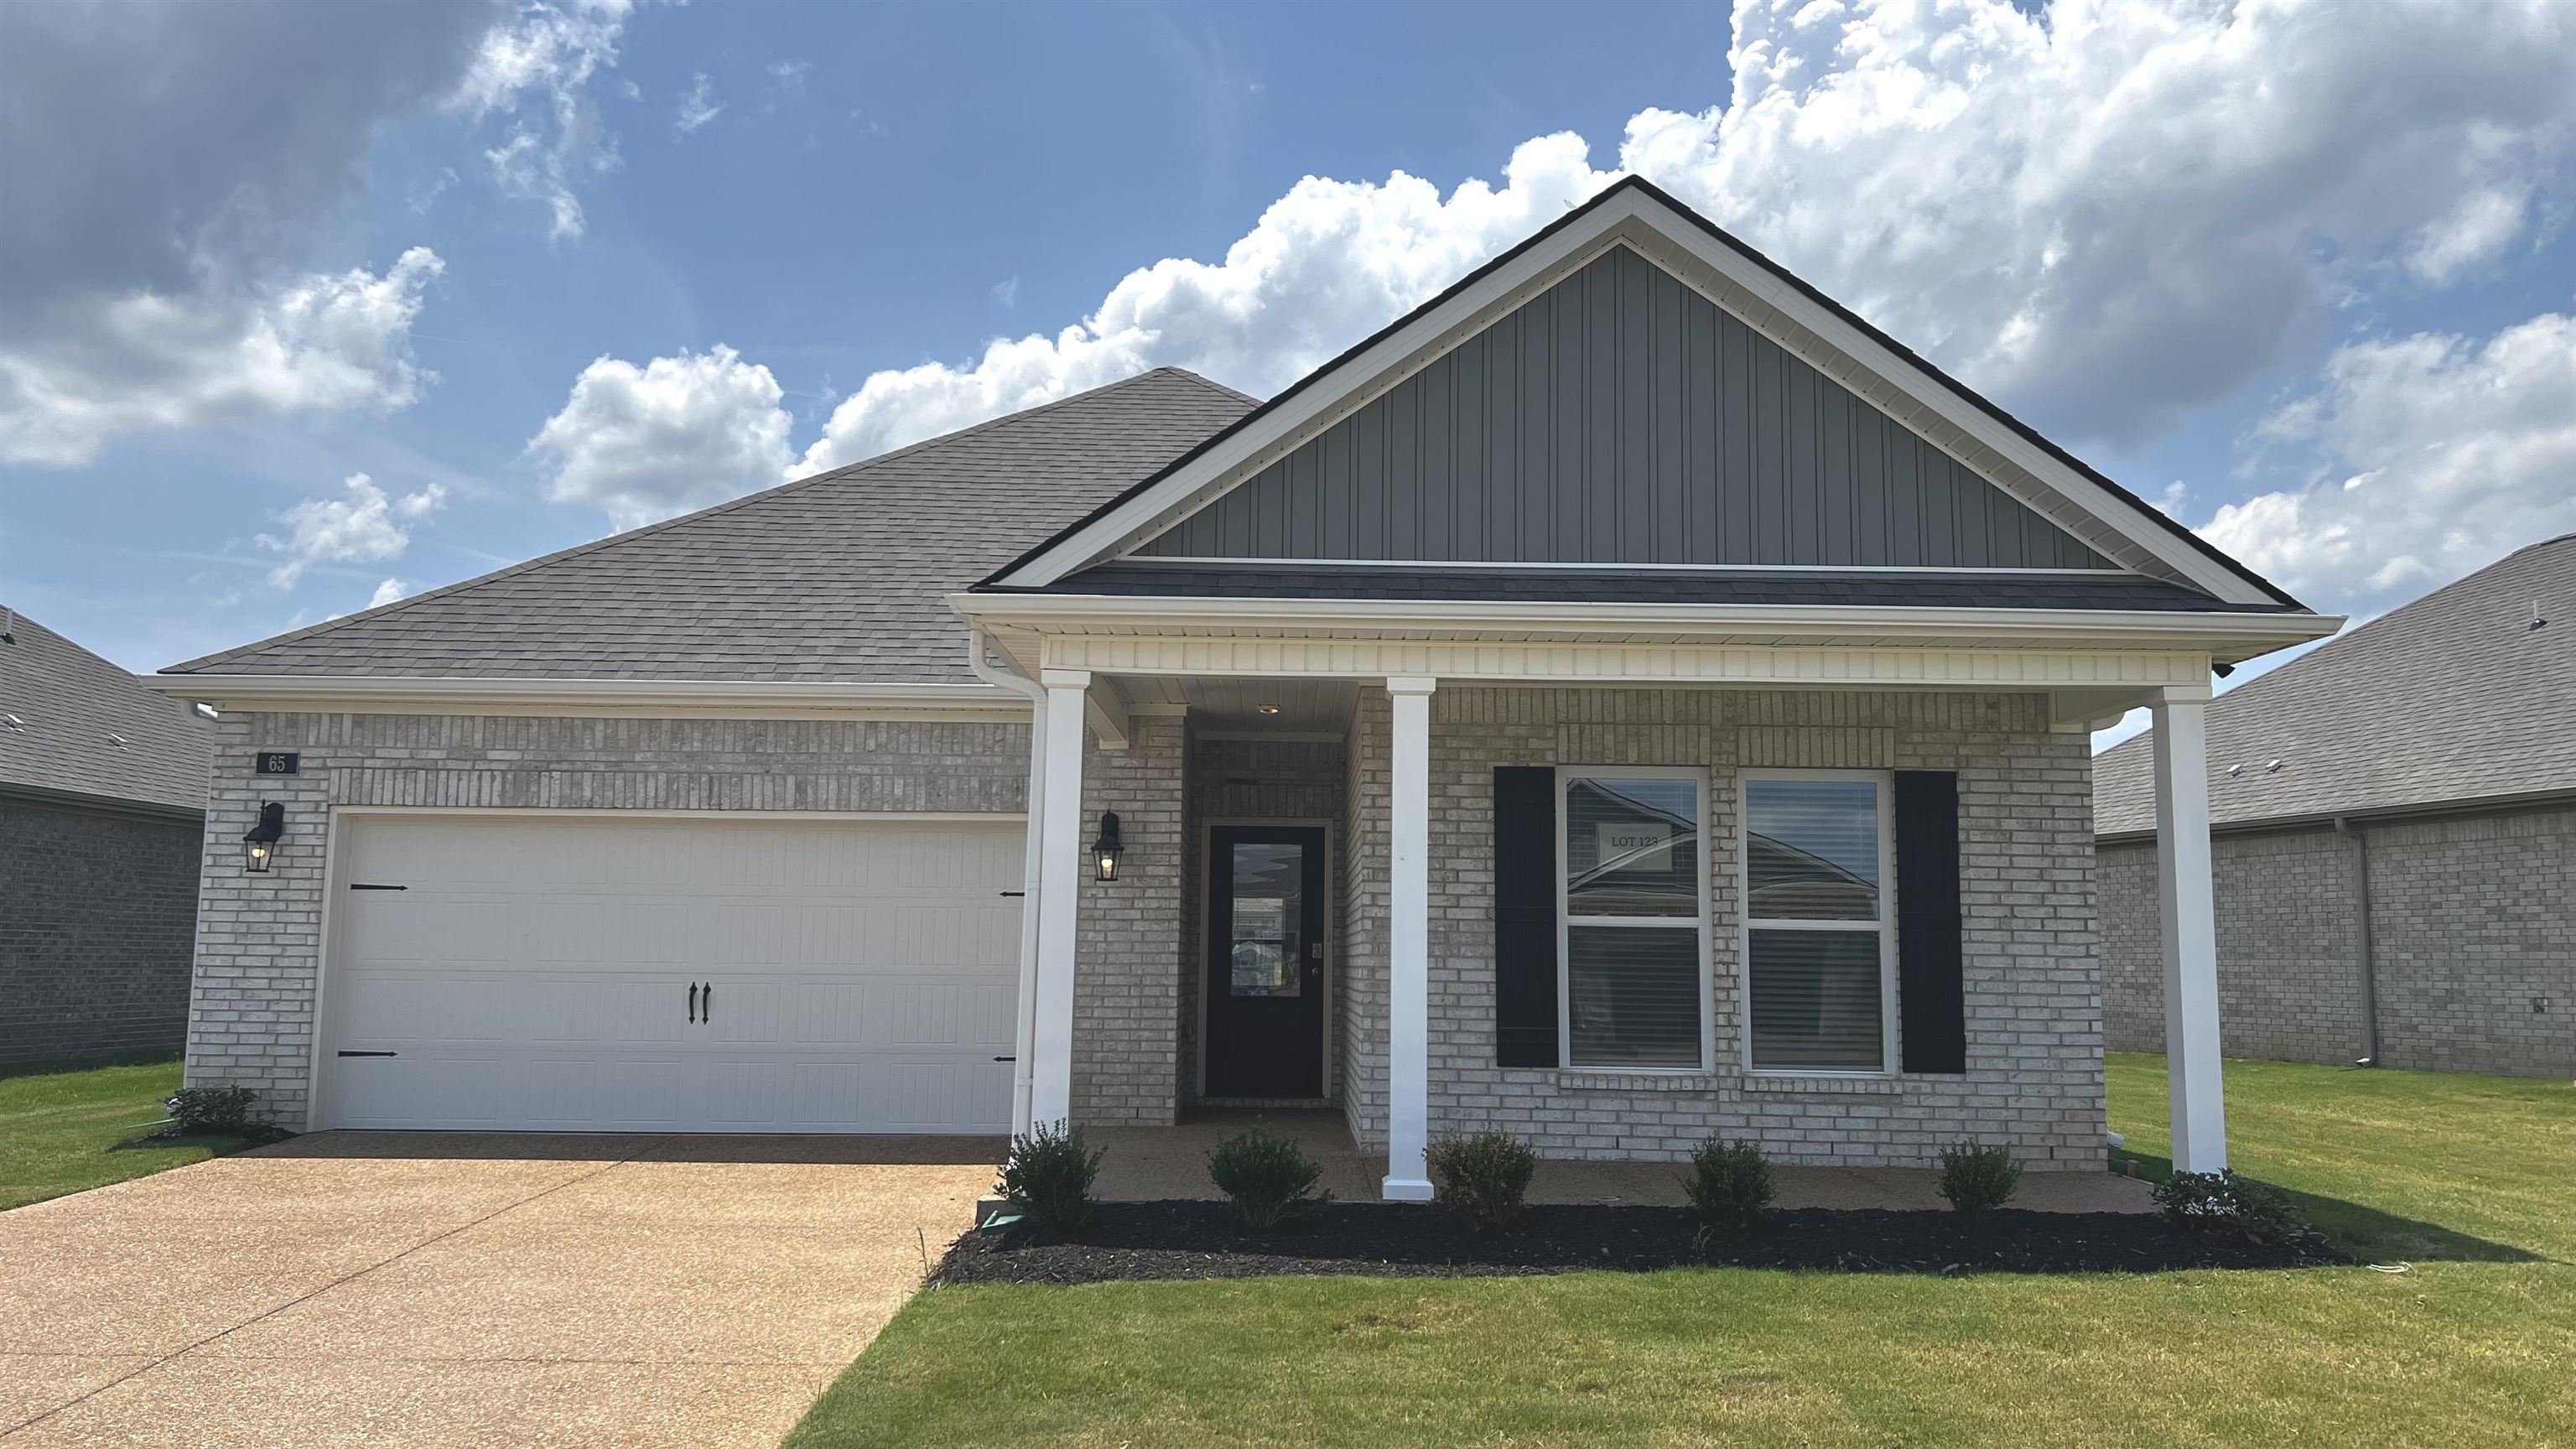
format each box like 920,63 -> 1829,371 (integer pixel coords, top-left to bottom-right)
0,1132 -> 992,1446
1088,1110 -> 2155,1213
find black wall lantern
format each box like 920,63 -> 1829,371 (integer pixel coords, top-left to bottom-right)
242,802 -> 285,873
1092,812 -> 1123,881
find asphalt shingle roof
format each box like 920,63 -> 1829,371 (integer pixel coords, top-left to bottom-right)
163,368 -> 1256,683
1037,564 -> 2272,611
2,608 -> 209,813
2095,533 -> 2576,836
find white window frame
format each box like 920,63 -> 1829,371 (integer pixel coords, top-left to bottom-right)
1737,768 -> 1899,1078
1555,765 -> 1714,1073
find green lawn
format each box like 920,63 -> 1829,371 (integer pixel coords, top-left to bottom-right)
790,1054 -> 2574,1448
0,1054 -> 256,1211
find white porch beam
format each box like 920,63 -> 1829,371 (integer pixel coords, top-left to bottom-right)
1383,674 -> 1437,1202
1030,668 -> 1091,1129
1083,676 -> 1132,751
2152,683 -> 2227,1172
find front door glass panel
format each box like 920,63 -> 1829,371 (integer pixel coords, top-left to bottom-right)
1228,843 -> 1304,997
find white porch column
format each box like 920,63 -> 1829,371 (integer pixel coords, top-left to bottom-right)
1382,675 -> 1437,1202
2152,683 -> 2227,1172
1006,691 -> 1048,1138
1029,668 -> 1091,1130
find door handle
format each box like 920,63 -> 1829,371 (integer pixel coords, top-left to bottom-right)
688,982 -> 699,1023
701,983 -> 713,1024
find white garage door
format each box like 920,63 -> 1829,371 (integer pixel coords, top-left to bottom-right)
320,813 -> 1023,1134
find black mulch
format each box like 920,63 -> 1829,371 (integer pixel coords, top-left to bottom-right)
935,1201 -> 2344,1286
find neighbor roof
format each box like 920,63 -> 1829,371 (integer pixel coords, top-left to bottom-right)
2095,534 -> 2576,836
2,608 -> 209,815
164,369 -> 1254,683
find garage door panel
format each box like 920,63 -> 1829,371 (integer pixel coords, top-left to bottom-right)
324,814 -> 1023,1133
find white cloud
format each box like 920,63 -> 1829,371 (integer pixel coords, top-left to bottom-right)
675,72 -> 723,135
990,276 -> 1020,308
773,0 -> 2575,480
0,248 -> 445,466
369,578 -> 413,609
2202,307 -> 2576,613
260,473 -> 448,587
528,345 -> 796,530
448,0 -> 634,240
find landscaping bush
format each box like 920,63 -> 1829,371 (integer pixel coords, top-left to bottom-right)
1680,1138 -> 1774,1228
1206,1124 -> 1330,1231
1426,1131 -> 1538,1233
995,1120 -> 1103,1232
1937,1142 -> 2023,1219
2153,1169 -> 2322,1249
164,1087 -> 256,1136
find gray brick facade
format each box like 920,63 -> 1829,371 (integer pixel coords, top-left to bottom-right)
2103,805 -> 2575,1078
2,797 -> 202,1062
1338,687 -> 2108,1171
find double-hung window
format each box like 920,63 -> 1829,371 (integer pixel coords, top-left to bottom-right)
1742,771 -> 1896,1073
1558,767 -> 1708,1069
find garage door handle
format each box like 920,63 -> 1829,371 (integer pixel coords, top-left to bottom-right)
701,984 -> 713,1022
687,982 -> 699,1023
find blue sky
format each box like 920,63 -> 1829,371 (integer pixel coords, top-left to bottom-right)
5,0 -> 2573,750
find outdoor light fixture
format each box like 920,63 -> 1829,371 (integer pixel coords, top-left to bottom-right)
1092,812 -> 1123,881
1256,704 -> 1282,715
242,802 -> 285,874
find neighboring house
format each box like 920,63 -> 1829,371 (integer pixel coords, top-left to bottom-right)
2,608 -> 210,1062
152,179 -> 2337,1192
2098,534 -> 2576,1079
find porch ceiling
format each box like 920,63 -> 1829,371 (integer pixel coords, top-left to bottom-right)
1124,676 -> 1358,732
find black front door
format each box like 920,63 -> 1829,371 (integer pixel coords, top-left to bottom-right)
1203,825 -> 1327,1098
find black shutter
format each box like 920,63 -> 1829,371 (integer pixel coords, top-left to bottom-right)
1894,770 -> 1967,1074
1493,766 -> 1560,1067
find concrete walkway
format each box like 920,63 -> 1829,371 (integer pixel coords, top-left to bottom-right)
0,1132 -> 1001,1448
1089,1110 -> 2154,1213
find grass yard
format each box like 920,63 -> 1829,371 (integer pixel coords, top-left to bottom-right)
0,1054 -> 256,1211
789,1054 -> 2574,1448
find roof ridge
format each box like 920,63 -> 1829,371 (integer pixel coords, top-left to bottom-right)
1159,366 -> 1260,407
161,366 -> 1213,676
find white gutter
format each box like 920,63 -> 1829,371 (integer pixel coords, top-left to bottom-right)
952,593 -> 2342,665
140,674 -> 1031,715
965,629 -> 1049,1140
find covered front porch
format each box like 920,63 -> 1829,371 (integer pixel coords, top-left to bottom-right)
963,595 -> 2294,1201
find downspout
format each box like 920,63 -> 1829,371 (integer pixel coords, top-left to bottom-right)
969,626 -> 1048,1137
2334,816 -> 2380,1067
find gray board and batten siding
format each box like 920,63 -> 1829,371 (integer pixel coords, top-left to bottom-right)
1139,245 -> 2114,571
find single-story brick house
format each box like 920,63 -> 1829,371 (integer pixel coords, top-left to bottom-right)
152,179 -> 2337,1196
3,607 -> 209,1063
2098,532 -> 2574,1079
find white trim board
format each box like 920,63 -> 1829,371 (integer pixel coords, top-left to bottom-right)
988,184 -> 2289,608
145,674 -> 1029,721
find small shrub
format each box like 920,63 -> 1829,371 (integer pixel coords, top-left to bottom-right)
1937,1142 -> 2023,1219
995,1120 -> 1102,1232
1681,1138 -> 1774,1228
164,1087 -> 256,1135
2153,1169 -> 2322,1249
1426,1131 -> 1538,1233
1206,1124 -> 1330,1231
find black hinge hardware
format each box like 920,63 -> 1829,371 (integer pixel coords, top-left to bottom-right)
992,1056 -> 1016,1062
997,891 -> 1026,898
335,1050 -> 398,1057
349,883 -> 408,891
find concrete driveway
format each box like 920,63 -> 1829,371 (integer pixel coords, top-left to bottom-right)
1,1133 -> 1000,1448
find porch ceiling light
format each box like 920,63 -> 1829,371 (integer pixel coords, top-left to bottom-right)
1092,811 -> 1123,882
242,802 -> 285,874
1256,704 -> 1282,715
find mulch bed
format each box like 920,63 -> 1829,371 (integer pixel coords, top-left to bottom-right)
935,1200 -> 2344,1285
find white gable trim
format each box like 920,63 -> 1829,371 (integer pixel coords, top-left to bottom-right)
990,184 -> 2281,608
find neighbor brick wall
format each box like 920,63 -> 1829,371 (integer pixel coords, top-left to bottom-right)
2106,805 -> 2575,1078
184,711 -> 1032,1126
2112,799 -> 2576,1072
1,797 -> 202,1062
1342,687 -> 2106,1170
